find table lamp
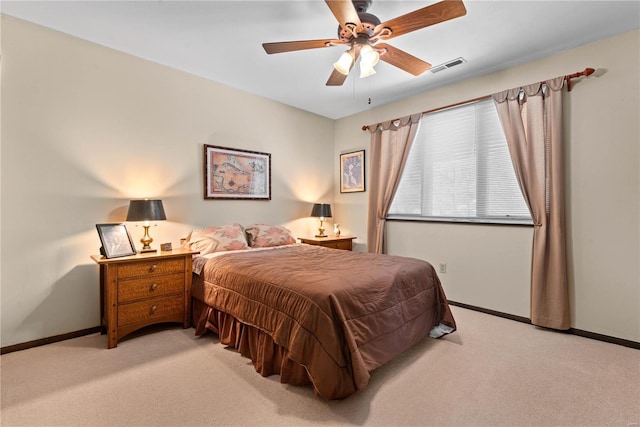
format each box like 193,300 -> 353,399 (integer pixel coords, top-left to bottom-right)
126,199 -> 166,253
311,203 -> 332,237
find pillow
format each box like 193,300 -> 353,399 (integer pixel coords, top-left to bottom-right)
185,223 -> 249,255
245,224 -> 296,248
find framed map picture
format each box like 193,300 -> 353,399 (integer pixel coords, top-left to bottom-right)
340,150 -> 365,193
204,145 -> 271,200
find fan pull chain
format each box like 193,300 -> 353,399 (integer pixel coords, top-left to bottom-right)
352,73 -> 356,101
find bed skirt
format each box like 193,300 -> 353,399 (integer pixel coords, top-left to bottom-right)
192,298 -> 314,391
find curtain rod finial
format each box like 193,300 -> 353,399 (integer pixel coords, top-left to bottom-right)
566,67 -> 595,91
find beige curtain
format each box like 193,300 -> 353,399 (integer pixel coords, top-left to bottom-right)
366,114 -> 421,254
492,77 -> 570,330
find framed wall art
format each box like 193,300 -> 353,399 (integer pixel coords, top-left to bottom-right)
203,145 -> 271,200
96,223 -> 137,258
340,150 -> 365,193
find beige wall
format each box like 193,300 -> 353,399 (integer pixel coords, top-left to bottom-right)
2,15 -> 638,347
333,30 -> 640,342
0,16 -> 335,347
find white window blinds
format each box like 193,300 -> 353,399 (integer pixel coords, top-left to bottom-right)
388,98 -> 532,224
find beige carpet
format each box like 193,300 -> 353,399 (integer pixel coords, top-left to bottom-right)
1,306 -> 638,427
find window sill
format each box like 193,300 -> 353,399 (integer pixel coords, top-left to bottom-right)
386,215 -> 534,227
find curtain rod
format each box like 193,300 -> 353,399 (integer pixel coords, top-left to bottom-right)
361,67 -> 595,131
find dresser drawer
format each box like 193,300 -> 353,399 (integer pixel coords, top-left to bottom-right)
117,258 -> 185,279
118,295 -> 184,327
319,240 -> 352,250
334,240 -> 352,250
118,272 -> 185,303
298,236 -> 355,251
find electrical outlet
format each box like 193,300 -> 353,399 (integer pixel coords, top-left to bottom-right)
439,263 -> 447,274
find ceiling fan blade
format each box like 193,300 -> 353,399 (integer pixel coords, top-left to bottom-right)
376,43 -> 432,76
325,0 -> 363,33
263,39 -> 344,54
375,0 -> 467,41
326,69 -> 349,86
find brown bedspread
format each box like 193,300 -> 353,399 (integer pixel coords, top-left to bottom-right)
193,244 -> 455,399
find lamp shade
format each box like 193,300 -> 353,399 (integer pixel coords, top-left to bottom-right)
310,203 -> 332,218
126,199 -> 167,222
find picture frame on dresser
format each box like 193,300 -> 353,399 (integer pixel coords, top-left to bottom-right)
96,223 -> 137,259
203,144 -> 271,200
340,150 -> 365,193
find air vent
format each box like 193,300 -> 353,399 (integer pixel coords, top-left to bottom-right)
430,57 -> 467,74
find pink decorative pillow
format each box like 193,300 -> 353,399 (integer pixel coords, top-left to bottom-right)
245,224 -> 296,248
186,223 -> 249,254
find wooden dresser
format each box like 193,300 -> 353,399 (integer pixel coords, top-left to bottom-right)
91,248 -> 199,348
298,236 -> 356,251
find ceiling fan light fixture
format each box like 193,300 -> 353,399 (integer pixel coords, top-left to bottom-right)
360,44 -> 380,67
334,50 -> 354,75
264,0 -> 468,86
360,63 -> 377,78
359,44 -> 380,78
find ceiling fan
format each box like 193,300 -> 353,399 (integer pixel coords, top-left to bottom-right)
262,0 -> 467,86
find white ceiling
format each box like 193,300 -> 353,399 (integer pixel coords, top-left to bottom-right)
2,0 -> 639,119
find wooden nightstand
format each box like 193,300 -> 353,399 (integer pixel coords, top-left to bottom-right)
298,236 -> 356,251
91,248 -> 199,349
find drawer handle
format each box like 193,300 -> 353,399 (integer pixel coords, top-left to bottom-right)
150,264 -> 158,272
150,305 -> 158,315
150,283 -> 158,292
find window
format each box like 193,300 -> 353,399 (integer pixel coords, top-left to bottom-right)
388,98 -> 532,225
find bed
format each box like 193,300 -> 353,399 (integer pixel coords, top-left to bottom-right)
186,223 -> 456,399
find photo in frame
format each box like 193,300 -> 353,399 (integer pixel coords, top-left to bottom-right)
96,223 -> 137,258
203,144 -> 271,200
340,150 -> 365,193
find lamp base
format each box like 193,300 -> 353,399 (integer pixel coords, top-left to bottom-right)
139,225 -> 156,253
